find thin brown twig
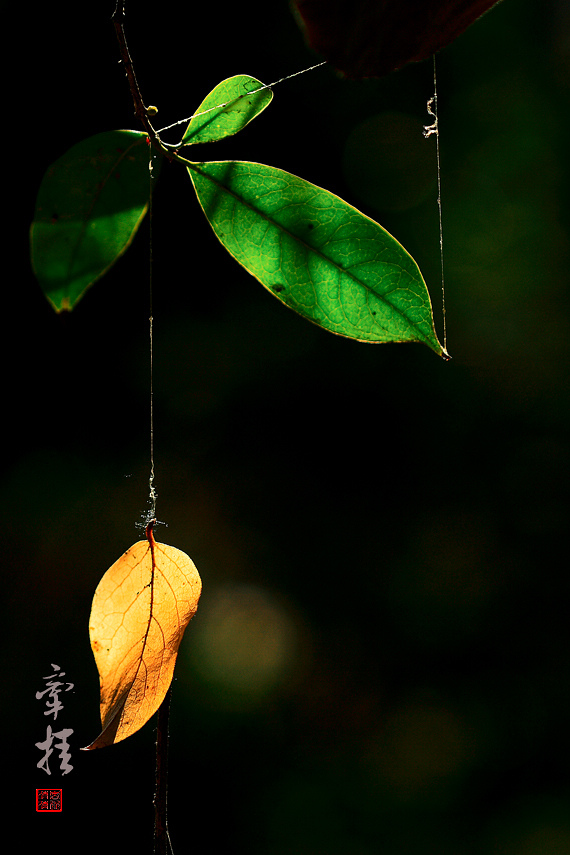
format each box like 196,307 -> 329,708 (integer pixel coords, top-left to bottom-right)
154,685 -> 174,855
113,2 -> 150,123
112,11 -> 190,169
112,1 -> 169,156
112,1 -> 192,173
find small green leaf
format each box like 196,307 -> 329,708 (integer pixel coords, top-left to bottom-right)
182,75 -> 272,145
188,160 -> 446,356
31,130 -> 159,311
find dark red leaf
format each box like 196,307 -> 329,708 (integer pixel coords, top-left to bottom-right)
292,0 -> 503,78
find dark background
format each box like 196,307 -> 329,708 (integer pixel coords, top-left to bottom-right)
5,0 -> 570,852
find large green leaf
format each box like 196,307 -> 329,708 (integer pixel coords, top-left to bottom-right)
188,160 -> 446,355
182,75 -> 273,145
31,130 -> 159,311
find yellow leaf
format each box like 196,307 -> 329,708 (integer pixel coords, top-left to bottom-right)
83,522 -> 201,750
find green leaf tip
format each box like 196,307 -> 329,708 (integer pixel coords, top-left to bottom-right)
30,130 -> 160,312
188,160 -> 446,356
182,75 -> 273,145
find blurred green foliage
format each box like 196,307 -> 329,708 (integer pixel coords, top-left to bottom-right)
5,0 -> 570,852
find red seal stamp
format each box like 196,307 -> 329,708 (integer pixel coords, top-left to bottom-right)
36,789 -> 62,812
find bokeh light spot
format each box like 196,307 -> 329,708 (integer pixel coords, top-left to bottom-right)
187,583 -> 302,709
